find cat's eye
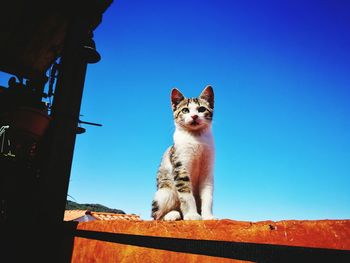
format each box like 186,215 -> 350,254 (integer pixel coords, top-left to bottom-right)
198,106 -> 207,113
181,107 -> 189,114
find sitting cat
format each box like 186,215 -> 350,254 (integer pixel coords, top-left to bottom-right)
152,85 -> 215,220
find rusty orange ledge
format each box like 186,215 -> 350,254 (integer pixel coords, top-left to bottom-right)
70,219 -> 350,263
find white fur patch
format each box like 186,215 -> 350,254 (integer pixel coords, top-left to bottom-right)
173,120 -> 215,220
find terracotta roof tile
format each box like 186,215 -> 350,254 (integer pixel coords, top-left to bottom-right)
91,211 -> 141,221
64,210 -> 141,222
64,210 -> 88,221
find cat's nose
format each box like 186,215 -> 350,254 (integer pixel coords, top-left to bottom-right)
191,115 -> 198,120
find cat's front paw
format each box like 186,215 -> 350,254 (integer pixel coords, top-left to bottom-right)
202,214 -> 216,220
183,212 -> 202,220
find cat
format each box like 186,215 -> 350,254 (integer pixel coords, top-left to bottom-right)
152,85 -> 215,220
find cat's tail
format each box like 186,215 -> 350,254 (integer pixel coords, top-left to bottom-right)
152,188 -> 179,220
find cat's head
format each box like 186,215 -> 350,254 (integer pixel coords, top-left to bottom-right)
171,85 -> 214,132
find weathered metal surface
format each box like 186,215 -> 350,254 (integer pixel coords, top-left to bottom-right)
71,219 -> 350,262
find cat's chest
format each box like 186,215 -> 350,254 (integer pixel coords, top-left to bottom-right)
173,130 -> 214,166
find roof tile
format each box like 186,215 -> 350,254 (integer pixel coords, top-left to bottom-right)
64,210 -> 141,222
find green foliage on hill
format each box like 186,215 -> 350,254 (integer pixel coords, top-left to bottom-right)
66,200 -> 125,214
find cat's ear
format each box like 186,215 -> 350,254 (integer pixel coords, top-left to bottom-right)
200,85 -> 214,108
171,88 -> 184,111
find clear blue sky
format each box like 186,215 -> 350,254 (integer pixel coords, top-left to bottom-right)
1,0 -> 349,221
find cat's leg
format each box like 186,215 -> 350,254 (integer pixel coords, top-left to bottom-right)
179,193 -> 202,220
173,164 -> 201,220
200,176 -> 215,220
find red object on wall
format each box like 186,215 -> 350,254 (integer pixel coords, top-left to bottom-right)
7,107 -> 50,140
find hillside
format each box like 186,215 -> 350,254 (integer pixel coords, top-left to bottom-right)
66,200 -> 125,214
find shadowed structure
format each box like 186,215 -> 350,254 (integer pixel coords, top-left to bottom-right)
0,0 -> 112,262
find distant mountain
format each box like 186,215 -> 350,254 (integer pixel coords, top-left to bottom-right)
66,200 -> 125,214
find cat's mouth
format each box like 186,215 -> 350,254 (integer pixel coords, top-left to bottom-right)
190,120 -> 200,126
